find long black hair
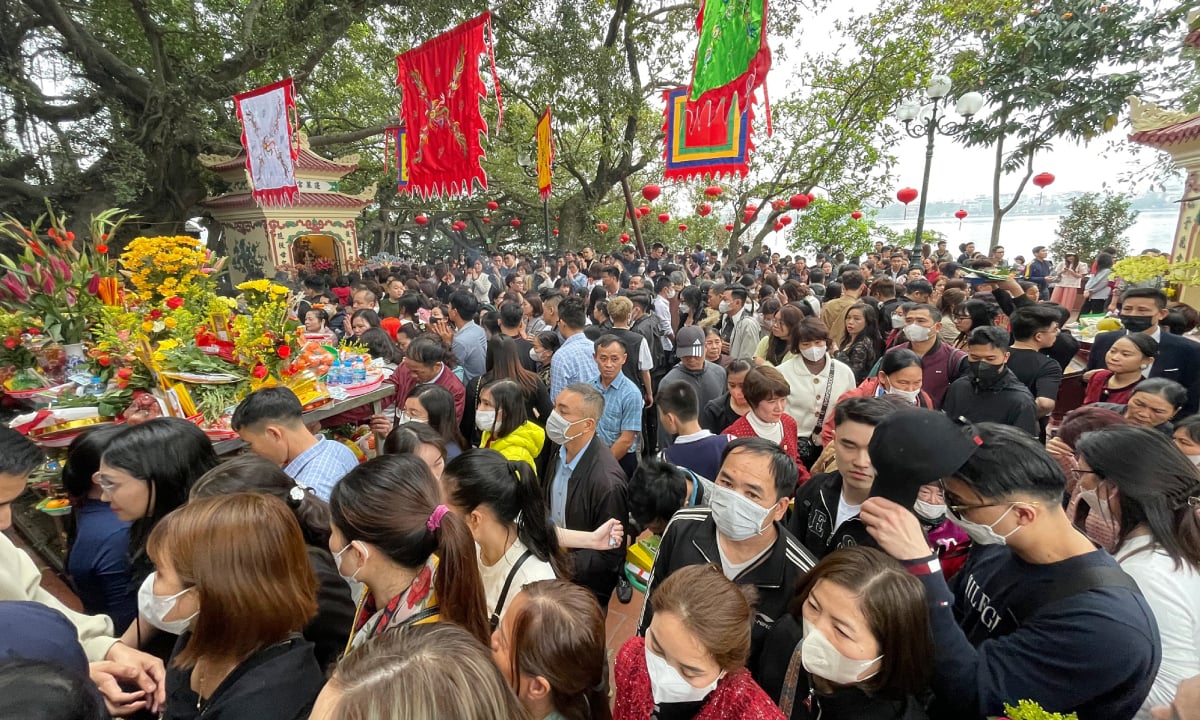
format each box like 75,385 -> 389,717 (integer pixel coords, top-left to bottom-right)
101,417 -> 219,554
844,302 -> 884,357
61,425 -> 125,546
443,449 -> 570,579
1076,425 -> 1200,572
482,379 -> 530,440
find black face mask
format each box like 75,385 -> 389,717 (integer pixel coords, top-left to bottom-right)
968,360 -> 1005,389
1119,314 -> 1154,334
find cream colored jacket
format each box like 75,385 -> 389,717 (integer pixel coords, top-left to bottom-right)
1,531 -> 117,661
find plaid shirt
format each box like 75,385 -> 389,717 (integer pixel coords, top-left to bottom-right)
285,436 -> 360,502
550,332 -> 599,402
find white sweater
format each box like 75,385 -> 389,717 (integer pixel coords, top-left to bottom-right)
0,531 -> 117,661
776,355 -> 856,441
1117,533 -> 1200,720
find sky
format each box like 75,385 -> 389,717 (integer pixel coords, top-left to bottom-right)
767,0 -> 1187,204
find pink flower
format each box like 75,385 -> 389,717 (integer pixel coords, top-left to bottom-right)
41,274 -> 55,296
117,330 -> 130,342
87,274 -> 100,294
1,274 -> 28,303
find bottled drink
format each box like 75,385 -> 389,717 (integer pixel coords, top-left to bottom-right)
352,357 -> 366,384
328,360 -> 343,386
86,377 -> 105,397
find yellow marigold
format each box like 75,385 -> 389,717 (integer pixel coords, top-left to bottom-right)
141,320 -> 155,333
163,317 -> 178,329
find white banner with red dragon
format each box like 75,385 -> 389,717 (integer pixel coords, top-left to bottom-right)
233,78 -> 300,207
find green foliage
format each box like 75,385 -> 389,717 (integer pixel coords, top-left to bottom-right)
1002,699 -> 1079,720
1050,192 -> 1137,263
787,199 -> 890,260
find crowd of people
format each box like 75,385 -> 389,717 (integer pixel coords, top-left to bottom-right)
1,238 -> 1199,720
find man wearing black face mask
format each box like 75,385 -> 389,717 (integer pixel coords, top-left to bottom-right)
1085,287 -> 1200,416
942,326 -> 1038,436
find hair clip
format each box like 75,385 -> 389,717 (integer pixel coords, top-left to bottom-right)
288,485 -> 306,506
1188,496 -> 1199,509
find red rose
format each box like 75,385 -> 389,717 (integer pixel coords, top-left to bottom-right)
65,231 -> 75,242
97,354 -> 111,367
149,309 -> 162,320
100,233 -> 109,241
116,368 -> 133,380
252,364 -> 269,379
165,296 -> 184,310
3,337 -> 17,349
276,345 -> 292,359
96,244 -> 108,254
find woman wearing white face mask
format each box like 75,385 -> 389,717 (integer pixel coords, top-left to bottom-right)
1074,426 -> 1200,720
476,380 -> 546,473
146,493 -> 323,720
613,564 -> 784,720
819,350 -> 933,448
758,547 -> 933,720
777,318 -> 856,470
913,482 -> 971,581
1174,416 -> 1200,466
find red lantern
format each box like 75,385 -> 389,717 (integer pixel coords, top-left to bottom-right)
807,194 -> 816,204
771,199 -> 786,212
1032,172 -> 1055,205
620,233 -> 630,243
552,228 -> 559,236
773,222 -> 784,232
452,220 -> 465,231
597,223 -> 609,232
510,219 -> 521,228
896,187 -> 918,219
486,201 -> 499,211
482,216 -> 491,223
657,212 -> 670,224
414,214 -> 428,225
641,184 -> 661,201
850,211 -> 863,220
678,224 -> 688,232
780,215 -> 792,226
704,185 -> 723,197
697,203 -> 712,217
1032,172 -> 1055,189
955,209 -> 968,229
789,194 -> 809,210
743,204 -> 758,223
724,223 -> 734,232
639,205 -> 650,217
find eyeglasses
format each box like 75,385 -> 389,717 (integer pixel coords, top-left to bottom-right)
93,472 -> 118,494
940,481 -> 1041,514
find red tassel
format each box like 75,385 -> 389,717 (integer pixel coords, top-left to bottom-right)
763,84 -> 772,137
486,15 -> 503,132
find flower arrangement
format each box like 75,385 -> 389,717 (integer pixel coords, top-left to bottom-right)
0,203 -> 133,343
232,279 -> 299,381
996,700 -> 1078,720
1112,255 -> 1200,297
0,311 -> 38,380
118,235 -> 224,303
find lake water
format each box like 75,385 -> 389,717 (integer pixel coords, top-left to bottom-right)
763,209 -> 1182,261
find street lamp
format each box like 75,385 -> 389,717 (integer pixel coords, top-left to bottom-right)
516,147 -> 552,256
895,75 -> 985,261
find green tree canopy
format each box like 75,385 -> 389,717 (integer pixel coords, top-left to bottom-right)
1050,192 -> 1137,264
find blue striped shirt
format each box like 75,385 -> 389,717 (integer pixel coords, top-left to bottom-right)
591,371 -> 642,455
550,332 -> 599,401
285,436 -> 360,502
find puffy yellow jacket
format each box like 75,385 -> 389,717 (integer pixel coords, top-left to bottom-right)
481,420 -> 546,473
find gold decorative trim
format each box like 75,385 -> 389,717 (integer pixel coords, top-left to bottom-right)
1128,96 -> 1195,133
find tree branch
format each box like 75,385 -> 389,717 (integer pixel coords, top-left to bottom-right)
308,122 -> 396,147
126,0 -> 172,82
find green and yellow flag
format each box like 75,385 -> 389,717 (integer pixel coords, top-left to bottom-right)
687,0 -> 770,115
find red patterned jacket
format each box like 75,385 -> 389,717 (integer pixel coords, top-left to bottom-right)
721,414 -> 811,486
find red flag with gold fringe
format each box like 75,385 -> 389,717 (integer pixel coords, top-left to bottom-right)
395,12 -> 502,199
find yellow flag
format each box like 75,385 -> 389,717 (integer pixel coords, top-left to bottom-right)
536,107 -> 553,201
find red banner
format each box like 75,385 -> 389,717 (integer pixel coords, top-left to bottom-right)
233,78 -> 300,207
395,13 -> 502,199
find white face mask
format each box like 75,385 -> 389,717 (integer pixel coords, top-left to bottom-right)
801,619 -> 881,685
1078,485 -> 1115,526
1188,454 -> 1200,466
644,643 -> 722,704
946,503 -> 1023,545
137,573 -> 197,635
886,384 -> 921,404
718,300 -> 732,314
333,540 -> 368,582
890,314 -> 906,329
708,482 -> 772,541
667,289 -> 677,299
913,499 -> 946,521
475,409 -> 498,433
679,303 -> 692,315
529,347 -> 542,363
545,410 -> 587,445
800,345 -> 827,363
903,324 -> 932,343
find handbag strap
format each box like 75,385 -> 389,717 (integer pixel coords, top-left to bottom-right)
778,637 -> 807,718
489,549 -> 534,629
811,363 -> 837,440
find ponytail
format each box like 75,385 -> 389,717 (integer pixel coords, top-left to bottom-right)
428,507 -> 492,646
510,460 -> 571,580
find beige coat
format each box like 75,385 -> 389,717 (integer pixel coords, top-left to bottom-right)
0,531 -> 117,661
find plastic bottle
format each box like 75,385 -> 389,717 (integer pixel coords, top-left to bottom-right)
86,377 -> 105,397
352,356 -> 366,384
328,360 -> 343,386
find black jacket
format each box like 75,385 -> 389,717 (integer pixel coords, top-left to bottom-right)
942,369 -> 1038,436
306,545 -> 356,671
700,393 -> 741,434
165,633 -> 323,720
543,438 -> 628,607
637,508 -> 816,678
786,472 -> 876,560
758,614 -> 930,720
1086,328 -> 1200,416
